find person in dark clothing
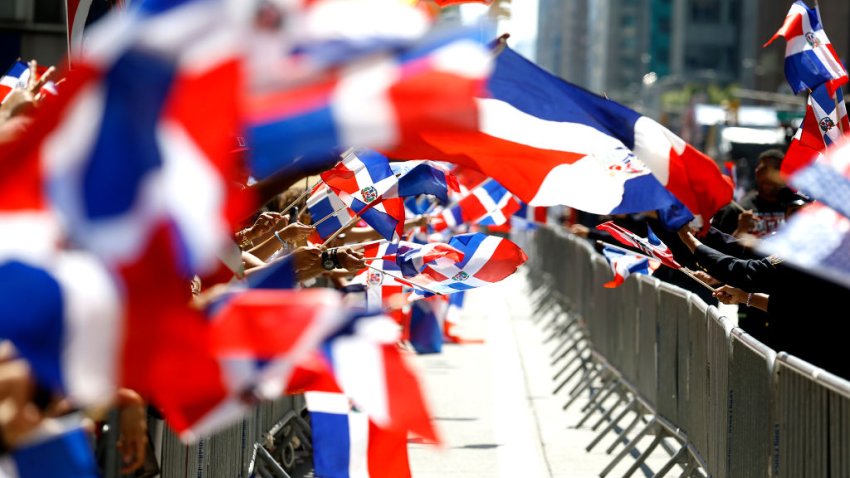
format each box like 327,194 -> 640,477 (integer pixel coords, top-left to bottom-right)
677,228 -> 850,379
712,149 -> 789,238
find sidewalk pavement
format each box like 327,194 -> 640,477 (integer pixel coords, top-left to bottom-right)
408,271 -> 683,478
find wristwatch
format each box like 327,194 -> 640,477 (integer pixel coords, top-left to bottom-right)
321,250 -> 336,271
331,248 -> 342,269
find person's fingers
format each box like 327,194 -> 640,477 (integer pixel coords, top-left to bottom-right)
27,60 -> 37,90
120,435 -> 147,473
32,66 -> 55,92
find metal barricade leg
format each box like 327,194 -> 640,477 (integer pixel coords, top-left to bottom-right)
650,442 -> 688,478
621,430 -> 666,478
563,365 -> 604,411
576,378 -> 622,428
591,391 -> 628,431
553,344 -> 591,390
605,408 -> 647,454
551,329 -> 586,367
587,397 -> 637,452
549,320 -> 581,357
600,416 -> 658,476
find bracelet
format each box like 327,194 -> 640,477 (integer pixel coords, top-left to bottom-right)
274,230 -> 287,246
746,293 -> 753,308
237,230 -> 253,249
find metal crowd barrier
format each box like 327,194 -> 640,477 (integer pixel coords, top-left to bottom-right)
528,226 -> 850,477
111,396 -> 310,478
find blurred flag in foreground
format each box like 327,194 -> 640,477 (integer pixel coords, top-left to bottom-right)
246,29 -> 492,179
306,392 -> 412,478
0,414 -> 98,478
321,313 -> 438,442
790,137 -> 850,221
759,203 -> 850,288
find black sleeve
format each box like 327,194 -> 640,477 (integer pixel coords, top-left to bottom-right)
711,205 -> 738,235
700,227 -> 752,258
692,244 -> 777,292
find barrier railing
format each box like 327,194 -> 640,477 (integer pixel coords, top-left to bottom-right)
139,396 -> 308,478
527,226 -> 850,477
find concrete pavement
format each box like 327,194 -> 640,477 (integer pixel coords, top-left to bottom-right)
409,271 -> 684,478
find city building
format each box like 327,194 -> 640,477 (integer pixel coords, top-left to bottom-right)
0,0 -> 67,70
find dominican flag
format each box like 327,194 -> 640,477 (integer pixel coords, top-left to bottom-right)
764,1 -> 848,96
759,203 -> 850,288
321,313 -> 438,442
386,240 -> 464,277
165,287 -> 347,440
514,201 -> 548,224
308,184 -> 354,240
387,47 -> 730,229
0,61 -> 30,104
433,0 -> 492,5
0,414 -> 99,478
596,221 -> 681,270
434,178 -> 521,231
409,299 -> 443,354
348,194 -> 407,241
5,0 -> 252,277
790,138 -> 850,222
306,392 -> 412,478
783,84 -> 849,177
322,149 -> 398,207
246,28 -> 492,179
66,0 -> 125,59
600,245 -> 660,289
0,61 -> 58,104
389,160 -> 460,204
410,233 -> 527,295
352,242 -> 406,313
0,247 -> 124,408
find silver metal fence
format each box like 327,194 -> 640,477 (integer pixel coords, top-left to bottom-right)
530,226 -> 850,478
774,353 -> 850,477
145,396 -> 307,478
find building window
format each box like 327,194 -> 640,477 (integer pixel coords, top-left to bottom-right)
690,0 -> 720,23
34,0 -> 65,25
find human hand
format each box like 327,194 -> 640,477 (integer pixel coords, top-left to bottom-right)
568,224 -> 590,238
116,389 -> 147,473
292,246 -> 323,280
736,210 -> 757,233
712,285 -> 748,305
280,222 -> 315,242
249,212 -> 287,240
0,360 -> 41,450
0,60 -> 56,120
332,247 -> 365,272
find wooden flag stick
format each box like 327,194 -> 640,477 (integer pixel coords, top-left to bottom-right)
730,200 -> 747,213
366,264 -> 441,296
343,239 -> 387,250
312,206 -> 352,228
679,268 -> 718,293
280,187 -> 312,216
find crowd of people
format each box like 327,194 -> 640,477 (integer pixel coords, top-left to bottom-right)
2,3 -> 849,472
567,148 -> 850,379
